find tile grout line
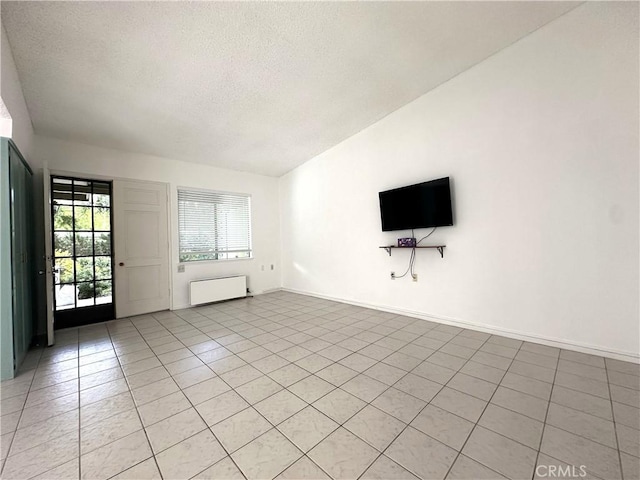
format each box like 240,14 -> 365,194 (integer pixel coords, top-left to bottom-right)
177,300 -> 443,479
77,330 -> 82,480
0,343 -> 45,477
278,327 -> 504,479
119,311 -> 251,476
89,322 -> 165,479
420,331 -> 510,480
161,333 -> 251,480
141,305 -> 313,479
34,330 -> 78,478
439,352 -> 632,453
25,303 -> 321,478
175,301 -> 363,479
530,344 -> 560,480
107,315 -> 166,480
376,332 -> 474,452
180,303 -> 413,480
246,320 -> 438,479
604,359 -> 626,479
47,319 -> 169,479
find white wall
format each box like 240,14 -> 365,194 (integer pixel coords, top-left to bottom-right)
1,24 -> 34,161
34,135 -> 281,311
280,3 -> 639,360
0,97 -> 12,138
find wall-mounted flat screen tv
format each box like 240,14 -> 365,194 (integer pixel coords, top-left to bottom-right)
379,177 -> 453,231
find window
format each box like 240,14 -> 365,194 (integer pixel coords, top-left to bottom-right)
178,189 -> 252,262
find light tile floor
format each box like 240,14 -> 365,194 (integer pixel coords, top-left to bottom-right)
1,292 -> 638,480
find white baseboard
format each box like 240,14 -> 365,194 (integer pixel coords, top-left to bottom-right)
254,288 -> 282,295
281,287 -> 640,364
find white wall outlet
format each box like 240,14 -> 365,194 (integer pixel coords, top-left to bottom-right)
261,265 -> 265,271
412,273 -> 418,282
390,272 -> 395,280
177,264 -> 185,273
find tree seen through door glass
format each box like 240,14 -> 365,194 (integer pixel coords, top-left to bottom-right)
77,282 -> 95,303
94,233 -> 111,255
93,207 -> 111,231
95,256 -> 112,280
57,258 -> 74,284
74,206 -> 93,230
54,206 -> 73,230
75,232 -> 93,257
76,257 -> 94,282
95,281 -> 112,303
54,232 -> 73,257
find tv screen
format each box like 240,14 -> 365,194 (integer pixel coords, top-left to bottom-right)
379,177 -> 453,231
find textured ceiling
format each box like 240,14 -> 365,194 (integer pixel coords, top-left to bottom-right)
1,1 -> 577,176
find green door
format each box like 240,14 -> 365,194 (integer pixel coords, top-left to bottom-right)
8,141 -> 34,372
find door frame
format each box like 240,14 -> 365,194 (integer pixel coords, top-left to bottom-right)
47,170 -> 172,320
42,167 -> 55,345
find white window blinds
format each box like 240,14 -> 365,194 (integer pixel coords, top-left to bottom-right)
178,189 -> 252,262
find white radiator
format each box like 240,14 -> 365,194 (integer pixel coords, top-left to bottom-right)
190,275 -> 247,306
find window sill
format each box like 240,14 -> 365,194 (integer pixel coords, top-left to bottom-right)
178,257 -> 253,267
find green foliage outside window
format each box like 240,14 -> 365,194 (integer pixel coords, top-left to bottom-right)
179,251 -> 251,262
53,197 -> 112,301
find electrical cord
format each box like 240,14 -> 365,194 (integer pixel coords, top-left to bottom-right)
395,227 -> 436,280
417,226 -> 437,244
412,227 -> 437,277
410,247 -> 415,278
394,247 -> 416,279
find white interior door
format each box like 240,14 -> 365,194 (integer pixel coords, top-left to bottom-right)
42,167 -> 55,346
113,180 -> 170,317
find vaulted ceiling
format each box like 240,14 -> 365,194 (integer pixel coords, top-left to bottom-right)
1,1 -> 577,176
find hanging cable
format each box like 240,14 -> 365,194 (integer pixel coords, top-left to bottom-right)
395,228 -> 434,280
394,247 -> 415,279
417,227 -> 437,245
411,247 -> 416,278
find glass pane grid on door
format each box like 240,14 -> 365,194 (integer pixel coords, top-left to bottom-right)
52,177 -> 114,322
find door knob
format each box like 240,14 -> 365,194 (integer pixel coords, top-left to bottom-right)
119,262 -> 125,267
